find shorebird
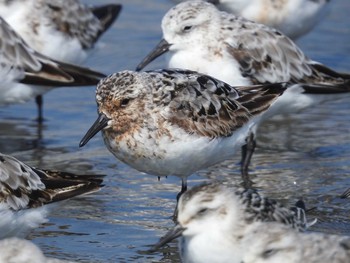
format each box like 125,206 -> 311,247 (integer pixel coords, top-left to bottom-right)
0,0 -> 122,120
171,0 -> 330,39
79,69 -> 286,196
0,16 -> 106,120
149,182 -> 348,263
0,152 -> 104,239
136,1 -> 350,186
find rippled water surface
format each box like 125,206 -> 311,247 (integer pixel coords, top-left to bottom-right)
1,0 -> 350,262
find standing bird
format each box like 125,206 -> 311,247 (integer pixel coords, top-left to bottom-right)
172,0 -> 330,39
0,17 -> 106,113
0,152 -> 104,239
0,0 -> 122,121
136,1 -> 350,187
150,182 -> 348,263
79,69 -> 286,197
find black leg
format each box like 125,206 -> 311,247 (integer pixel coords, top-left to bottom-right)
240,132 -> 256,189
35,95 -> 44,123
176,177 -> 188,202
173,178 -> 188,222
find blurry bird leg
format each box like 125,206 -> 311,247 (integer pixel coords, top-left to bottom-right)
173,178 -> 188,222
35,95 -> 44,123
176,177 -> 188,201
241,132 -> 256,189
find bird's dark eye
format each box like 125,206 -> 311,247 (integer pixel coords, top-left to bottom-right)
197,208 -> 208,216
262,249 -> 278,258
183,25 -> 192,32
120,98 -> 130,107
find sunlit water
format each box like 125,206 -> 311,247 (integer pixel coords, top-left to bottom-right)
0,0 -> 349,262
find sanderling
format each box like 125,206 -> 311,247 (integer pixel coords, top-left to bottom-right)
0,237 -> 76,263
172,0 -> 330,39
79,69 -> 286,196
0,0 -> 121,120
0,0 -> 122,64
0,17 -> 106,120
136,0 -> 350,186
0,152 -> 104,239
241,222 -> 350,263
150,182 -> 322,263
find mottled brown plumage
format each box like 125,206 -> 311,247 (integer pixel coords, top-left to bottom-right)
80,69 -> 285,195
94,69 -> 286,139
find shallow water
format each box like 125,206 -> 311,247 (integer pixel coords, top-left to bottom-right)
0,0 -> 350,262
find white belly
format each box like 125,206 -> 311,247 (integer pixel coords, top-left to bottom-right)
103,121 -> 256,178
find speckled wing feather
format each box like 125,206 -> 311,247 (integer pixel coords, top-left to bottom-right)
179,182 -> 311,231
90,4 -> 122,40
223,14 -> 350,92
239,188 -> 310,231
44,0 -> 122,49
0,153 -> 103,211
0,17 -> 105,86
243,222 -> 350,263
152,69 -> 285,137
0,17 -> 41,81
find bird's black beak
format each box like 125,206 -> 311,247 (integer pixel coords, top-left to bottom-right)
136,38 -> 171,71
79,113 -> 110,147
148,224 -> 186,253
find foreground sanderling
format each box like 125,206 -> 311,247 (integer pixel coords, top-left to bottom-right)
0,152 -> 104,239
172,0 -> 330,39
0,17 -> 106,120
0,0 -> 121,120
79,69 -> 286,195
150,182 -> 350,263
136,1 -> 350,186
0,237 -> 75,263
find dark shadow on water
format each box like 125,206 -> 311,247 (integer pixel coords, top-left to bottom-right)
0,116 -> 46,153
